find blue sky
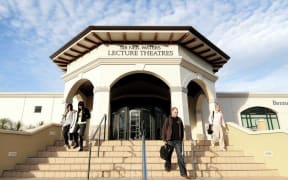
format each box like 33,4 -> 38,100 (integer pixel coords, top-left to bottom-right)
0,0 -> 287,92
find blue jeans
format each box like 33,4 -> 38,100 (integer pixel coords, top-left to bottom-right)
165,140 -> 187,175
73,124 -> 86,149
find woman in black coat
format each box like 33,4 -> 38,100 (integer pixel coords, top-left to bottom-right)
73,101 -> 90,151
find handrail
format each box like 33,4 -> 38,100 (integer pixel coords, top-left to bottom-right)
87,114 -> 107,180
140,121 -> 147,180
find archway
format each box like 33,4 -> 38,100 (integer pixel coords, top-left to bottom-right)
65,79 -> 94,140
110,73 -> 170,140
66,79 -> 94,111
187,80 -> 208,140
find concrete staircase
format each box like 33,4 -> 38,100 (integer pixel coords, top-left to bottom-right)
1,140 -> 279,178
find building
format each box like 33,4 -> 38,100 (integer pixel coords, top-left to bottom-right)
1,26 -> 288,178
1,26 -> 287,139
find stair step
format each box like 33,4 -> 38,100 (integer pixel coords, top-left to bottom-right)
195,156 -> 256,163
25,156 -> 258,165
194,151 -> 245,156
2,169 -> 278,178
54,140 -> 194,146
46,145 -> 194,152
46,145 -> 239,152
195,169 -> 279,177
15,162 -> 268,171
36,150 -> 245,158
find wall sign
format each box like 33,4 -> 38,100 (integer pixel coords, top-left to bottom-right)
273,100 -> 288,105
107,44 -> 175,57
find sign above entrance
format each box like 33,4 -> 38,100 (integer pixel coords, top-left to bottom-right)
106,44 -> 178,57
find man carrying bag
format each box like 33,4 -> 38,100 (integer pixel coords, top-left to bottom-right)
161,107 -> 189,179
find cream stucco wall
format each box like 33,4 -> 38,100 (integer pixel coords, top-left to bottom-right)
0,124 -> 62,175
227,122 -> 288,176
0,93 -> 64,128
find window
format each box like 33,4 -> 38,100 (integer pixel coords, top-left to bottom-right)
241,106 -> 280,130
34,106 -> 42,113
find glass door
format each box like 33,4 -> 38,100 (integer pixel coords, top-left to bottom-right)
111,107 -> 128,139
129,110 -> 141,139
111,107 -> 166,140
129,109 -> 155,140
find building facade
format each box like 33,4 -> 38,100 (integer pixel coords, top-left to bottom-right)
1,26 -> 287,140
50,26 -> 231,140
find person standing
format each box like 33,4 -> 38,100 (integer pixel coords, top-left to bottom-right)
162,107 -> 189,179
73,101 -> 90,151
209,103 -> 226,151
61,104 -> 76,149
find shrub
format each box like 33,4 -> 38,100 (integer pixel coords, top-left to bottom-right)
14,121 -> 23,131
0,118 -> 13,130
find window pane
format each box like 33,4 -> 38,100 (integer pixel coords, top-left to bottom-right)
34,106 -> 42,113
271,118 -> 280,129
240,106 -> 279,130
241,115 -> 248,128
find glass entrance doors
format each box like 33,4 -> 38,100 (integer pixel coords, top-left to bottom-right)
110,107 -> 166,140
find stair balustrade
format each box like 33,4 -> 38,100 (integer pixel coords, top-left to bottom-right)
87,114 -> 107,180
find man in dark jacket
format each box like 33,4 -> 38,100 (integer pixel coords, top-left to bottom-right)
162,107 -> 188,178
73,101 -> 90,151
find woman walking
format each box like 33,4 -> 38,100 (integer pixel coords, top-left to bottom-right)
61,103 -> 76,148
209,103 -> 226,151
73,101 -> 90,151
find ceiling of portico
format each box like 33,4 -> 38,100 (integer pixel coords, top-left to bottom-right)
50,26 -> 230,73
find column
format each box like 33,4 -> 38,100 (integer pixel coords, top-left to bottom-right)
89,86 -> 110,140
170,86 -> 191,140
208,93 -> 217,113
206,89 -> 217,140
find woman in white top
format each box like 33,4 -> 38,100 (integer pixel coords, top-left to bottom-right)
209,103 -> 226,151
62,104 -> 76,148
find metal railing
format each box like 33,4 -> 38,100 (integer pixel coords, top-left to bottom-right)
87,114 -> 107,180
140,121 -> 147,180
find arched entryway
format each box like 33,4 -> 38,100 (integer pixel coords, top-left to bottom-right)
187,80 -> 209,139
65,79 -> 94,139
110,73 -> 170,140
66,79 -> 94,111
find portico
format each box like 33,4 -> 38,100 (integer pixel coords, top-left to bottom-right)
50,26 -> 230,140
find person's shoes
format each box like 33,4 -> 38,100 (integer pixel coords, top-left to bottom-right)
64,144 -> 70,149
70,141 -> 75,146
220,147 -> 226,151
181,174 -> 190,179
164,163 -> 171,172
164,166 -> 171,172
73,144 -> 79,149
78,148 -> 83,152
